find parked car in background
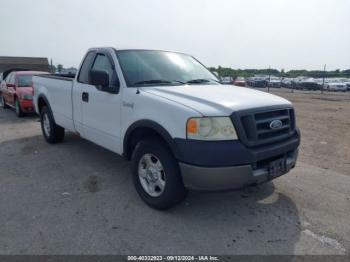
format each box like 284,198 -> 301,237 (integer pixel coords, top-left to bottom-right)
246,76 -> 267,88
267,77 -> 281,88
341,79 -> 350,91
281,78 -> 293,88
299,78 -> 320,91
314,78 -> 324,88
0,68 -> 31,95
234,76 -> 246,87
291,77 -> 307,89
220,76 -> 234,85
1,71 -> 49,116
324,79 -> 347,92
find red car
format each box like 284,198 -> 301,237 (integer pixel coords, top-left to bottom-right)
234,77 -> 246,87
1,71 -> 48,117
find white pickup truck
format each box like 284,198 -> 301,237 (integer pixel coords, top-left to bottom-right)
33,47 -> 300,209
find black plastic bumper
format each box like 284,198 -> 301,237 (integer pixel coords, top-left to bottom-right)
173,129 -> 300,167
174,130 -> 300,191
179,148 -> 298,191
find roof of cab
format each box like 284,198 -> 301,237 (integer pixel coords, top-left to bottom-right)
88,47 -> 189,56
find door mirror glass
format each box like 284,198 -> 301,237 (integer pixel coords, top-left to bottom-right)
89,70 -> 109,91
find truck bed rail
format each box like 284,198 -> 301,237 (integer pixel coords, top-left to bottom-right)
35,73 -> 75,81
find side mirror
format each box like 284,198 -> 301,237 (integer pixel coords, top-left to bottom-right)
89,70 -> 109,91
7,83 -> 16,89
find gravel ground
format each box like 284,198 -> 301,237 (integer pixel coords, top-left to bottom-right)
0,93 -> 349,255
270,89 -> 350,175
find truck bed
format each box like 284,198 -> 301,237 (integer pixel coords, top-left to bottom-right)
33,74 -> 75,132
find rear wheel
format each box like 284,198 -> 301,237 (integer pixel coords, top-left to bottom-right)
40,106 -> 65,143
131,139 -> 187,209
15,99 -> 24,117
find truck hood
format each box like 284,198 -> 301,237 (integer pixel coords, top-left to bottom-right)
142,85 -> 292,116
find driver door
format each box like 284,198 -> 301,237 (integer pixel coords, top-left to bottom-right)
80,52 -> 122,154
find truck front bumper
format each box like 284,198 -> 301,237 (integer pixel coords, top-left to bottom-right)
179,149 -> 298,191
174,130 -> 300,191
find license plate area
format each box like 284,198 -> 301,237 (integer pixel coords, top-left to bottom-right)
268,157 -> 287,178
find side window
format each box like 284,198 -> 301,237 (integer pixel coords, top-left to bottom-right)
91,54 -> 119,87
78,52 -> 96,84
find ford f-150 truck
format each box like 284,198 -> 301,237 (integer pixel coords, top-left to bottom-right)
33,47 -> 300,209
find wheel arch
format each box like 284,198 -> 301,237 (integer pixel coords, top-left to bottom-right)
123,120 -> 179,161
37,95 -> 51,114
37,95 -> 57,123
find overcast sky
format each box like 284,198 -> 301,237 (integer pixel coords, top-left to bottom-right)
1,0 -> 349,70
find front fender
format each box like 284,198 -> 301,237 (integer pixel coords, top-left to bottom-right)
123,119 -> 180,159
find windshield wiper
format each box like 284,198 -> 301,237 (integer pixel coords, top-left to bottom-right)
186,78 -> 219,84
133,79 -> 185,86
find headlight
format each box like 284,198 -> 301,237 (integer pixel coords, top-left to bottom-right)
21,94 -> 33,100
187,117 -> 238,141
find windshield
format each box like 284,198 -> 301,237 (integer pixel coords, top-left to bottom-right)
116,50 -> 219,87
17,75 -> 33,87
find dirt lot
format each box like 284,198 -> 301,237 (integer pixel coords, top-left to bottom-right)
271,90 -> 350,175
0,92 -> 349,255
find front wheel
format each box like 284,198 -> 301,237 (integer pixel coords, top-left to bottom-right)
40,106 -> 65,143
131,139 -> 187,209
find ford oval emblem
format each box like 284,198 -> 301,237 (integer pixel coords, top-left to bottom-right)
269,119 -> 283,129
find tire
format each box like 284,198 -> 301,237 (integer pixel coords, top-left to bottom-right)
2,97 -> 9,109
131,138 -> 187,209
15,99 -> 24,117
40,106 -> 65,143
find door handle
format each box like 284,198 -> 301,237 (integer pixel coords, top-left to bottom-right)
82,92 -> 89,102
